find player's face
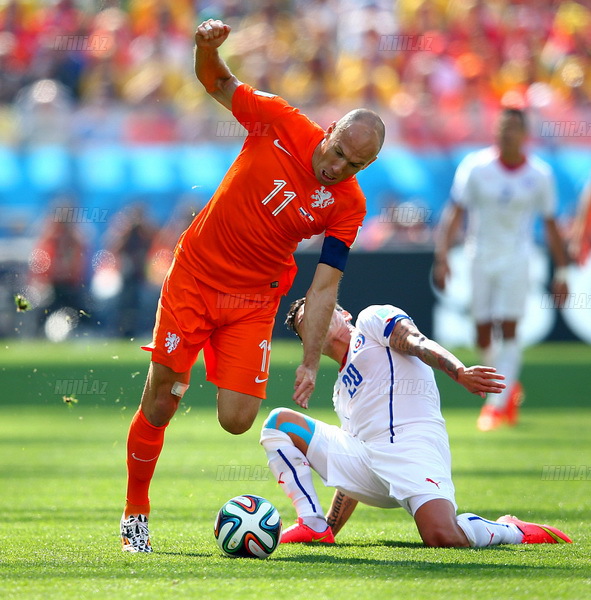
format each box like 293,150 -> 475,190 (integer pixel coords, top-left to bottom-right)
312,123 -> 378,186
326,308 -> 353,344
497,114 -> 526,153
296,306 -> 352,354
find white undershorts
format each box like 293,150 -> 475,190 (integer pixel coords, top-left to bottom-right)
306,420 -> 457,516
470,253 -> 529,322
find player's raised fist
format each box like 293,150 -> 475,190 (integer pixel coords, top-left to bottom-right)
195,19 -> 231,48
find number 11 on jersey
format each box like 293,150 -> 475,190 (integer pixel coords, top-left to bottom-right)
262,179 -> 297,216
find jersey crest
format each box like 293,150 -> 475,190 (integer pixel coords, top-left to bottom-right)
353,333 -> 365,353
165,331 -> 180,353
311,186 -> 334,209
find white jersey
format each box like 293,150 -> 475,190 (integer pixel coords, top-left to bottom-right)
332,305 -> 445,444
451,146 -> 556,262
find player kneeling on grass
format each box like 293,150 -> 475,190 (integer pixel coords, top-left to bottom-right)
260,299 -> 572,547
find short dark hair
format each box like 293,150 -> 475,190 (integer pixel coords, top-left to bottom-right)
501,107 -> 527,130
285,297 -> 344,340
285,298 -> 307,340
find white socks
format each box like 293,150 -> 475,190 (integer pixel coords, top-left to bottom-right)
261,428 -> 327,530
482,338 -> 521,409
456,513 -> 523,547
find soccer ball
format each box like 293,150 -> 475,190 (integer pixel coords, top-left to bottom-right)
214,494 -> 282,558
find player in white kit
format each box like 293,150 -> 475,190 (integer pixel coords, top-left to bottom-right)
434,108 -> 569,431
259,298 -> 572,547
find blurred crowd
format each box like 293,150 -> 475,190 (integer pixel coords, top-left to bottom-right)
1,198 -> 199,339
1,0 -> 591,339
0,0 -> 590,146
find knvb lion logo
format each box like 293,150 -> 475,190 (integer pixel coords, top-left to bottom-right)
165,332 -> 180,354
310,186 -> 334,209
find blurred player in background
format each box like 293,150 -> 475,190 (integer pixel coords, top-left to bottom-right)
120,19 -> 385,552
569,176 -> 591,265
433,108 -> 570,432
260,298 -> 572,547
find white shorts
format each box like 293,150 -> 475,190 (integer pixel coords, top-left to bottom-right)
470,254 -> 529,323
306,421 -> 457,516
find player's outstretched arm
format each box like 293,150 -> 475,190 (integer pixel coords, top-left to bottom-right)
389,319 -> 505,398
293,264 -> 342,409
433,202 -> 465,290
325,490 -> 358,537
194,19 -> 241,110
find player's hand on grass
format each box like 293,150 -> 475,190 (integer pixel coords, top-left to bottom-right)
195,19 -> 231,48
293,364 -> 317,409
457,366 -> 506,398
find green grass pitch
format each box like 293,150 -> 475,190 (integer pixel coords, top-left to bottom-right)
0,339 -> 590,599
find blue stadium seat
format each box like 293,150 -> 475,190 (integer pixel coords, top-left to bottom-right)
531,149 -> 581,217
553,146 -> 591,199
77,146 -> 128,193
0,146 -> 22,192
355,157 -> 396,218
417,151 -> 456,215
376,147 -> 435,204
25,145 -> 72,192
128,147 -> 177,194
177,144 -> 239,198
448,144 -> 484,169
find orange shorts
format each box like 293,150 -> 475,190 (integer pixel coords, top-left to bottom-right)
142,261 -> 281,399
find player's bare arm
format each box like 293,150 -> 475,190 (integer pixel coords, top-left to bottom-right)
294,263 -> 343,409
433,202 -> 465,290
194,19 -> 242,110
570,182 -> 591,263
389,319 -> 505,398
325,490 -> 359,536
544,217 -> 570,305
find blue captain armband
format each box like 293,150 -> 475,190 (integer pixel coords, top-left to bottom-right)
319,236 -> 350,271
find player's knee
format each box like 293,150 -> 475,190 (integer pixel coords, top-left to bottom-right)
141,383 -> 181,427
218,411 -> 256,435
260,413 -> 293,450
260,407 -> 315,454
262,407 -> 289,431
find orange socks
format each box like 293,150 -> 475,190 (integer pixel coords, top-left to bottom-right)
125,409 -> 168,516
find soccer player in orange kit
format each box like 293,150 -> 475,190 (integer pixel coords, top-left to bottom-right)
120,19 -> 385,552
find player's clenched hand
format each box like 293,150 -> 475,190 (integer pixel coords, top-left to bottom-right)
195,19 -> 231,48
293,364 -> 317,409
457,366 -> 506,398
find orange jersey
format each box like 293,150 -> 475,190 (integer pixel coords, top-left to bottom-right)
175,84 -> 367,295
